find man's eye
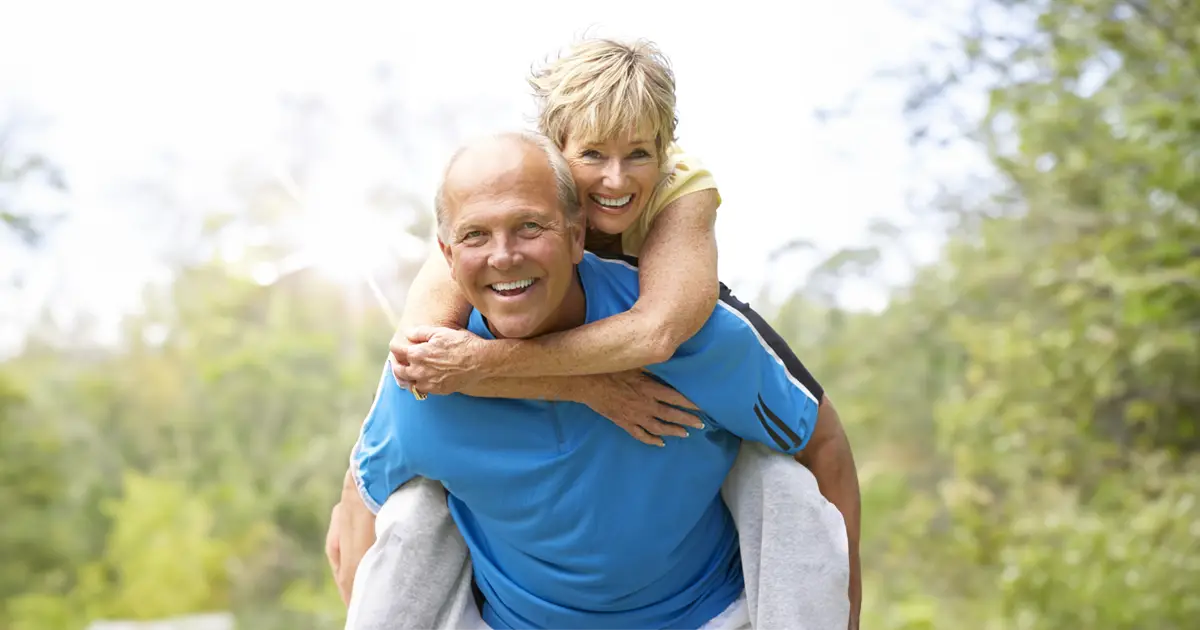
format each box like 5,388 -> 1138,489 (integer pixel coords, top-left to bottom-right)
521,222 -> 542,231
462,230 -> 484,240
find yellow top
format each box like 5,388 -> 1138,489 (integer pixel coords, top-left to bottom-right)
620,144 -> 721,256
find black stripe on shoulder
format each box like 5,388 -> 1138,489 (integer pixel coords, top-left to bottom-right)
589,251 -> 641,268
717,283 -> 826,403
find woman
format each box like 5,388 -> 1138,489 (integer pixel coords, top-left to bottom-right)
337,38 -> 859,630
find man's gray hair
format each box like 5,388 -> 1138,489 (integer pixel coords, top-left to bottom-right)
434,131 -> 581,241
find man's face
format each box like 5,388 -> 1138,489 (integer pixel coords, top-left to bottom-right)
438,142 -> 585,339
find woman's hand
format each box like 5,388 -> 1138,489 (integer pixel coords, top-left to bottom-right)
581,370 -> 707,447
391,325 -> 491,395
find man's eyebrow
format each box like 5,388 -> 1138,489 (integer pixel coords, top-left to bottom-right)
515,210 -> 556,224
453,223 -> 482,237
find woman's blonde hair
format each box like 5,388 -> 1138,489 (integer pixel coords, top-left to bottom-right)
529,38 -> 678,156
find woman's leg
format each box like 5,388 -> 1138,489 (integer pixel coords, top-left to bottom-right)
346,477 -> 478,630
722,441 -> 851,630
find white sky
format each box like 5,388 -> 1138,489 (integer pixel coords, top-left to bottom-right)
1,0 -> 983,350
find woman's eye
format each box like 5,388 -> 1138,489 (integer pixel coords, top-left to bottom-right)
629,149 -> 652,159
581,149 -> 602,160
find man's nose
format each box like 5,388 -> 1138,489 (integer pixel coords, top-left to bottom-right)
488,236 -> 524,271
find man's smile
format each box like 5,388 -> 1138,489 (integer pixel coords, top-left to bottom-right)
489,278 -> 538,297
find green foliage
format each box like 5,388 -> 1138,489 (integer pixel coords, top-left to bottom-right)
789,0 -> 1200,627
0,373 -> 76,622
1,262 -> 388,629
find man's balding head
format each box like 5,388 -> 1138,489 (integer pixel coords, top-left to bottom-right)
434,132 -> 588,340
435,132 -> 580,242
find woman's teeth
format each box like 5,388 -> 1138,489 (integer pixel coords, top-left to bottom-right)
591,194 -> 633,208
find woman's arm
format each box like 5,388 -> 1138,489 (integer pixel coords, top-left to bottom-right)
395,245 -> 473,333
457,371 -> 703,446
398,188 -> 720,386
386,243 -> 702,444
491,188 -> 719,375
387,246 -> 473,384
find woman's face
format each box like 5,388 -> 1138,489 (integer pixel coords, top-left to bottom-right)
561,130 -> 662,236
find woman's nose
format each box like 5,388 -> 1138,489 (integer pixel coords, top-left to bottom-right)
601,159 -> 627,188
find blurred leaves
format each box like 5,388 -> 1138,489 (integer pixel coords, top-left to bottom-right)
792,0 -> 1200,628
2,259 -> 389,629
0,119 -> 66,248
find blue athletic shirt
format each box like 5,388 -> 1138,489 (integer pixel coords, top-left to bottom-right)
352,252 -> 822,630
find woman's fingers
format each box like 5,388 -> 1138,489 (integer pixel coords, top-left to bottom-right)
636,372 -> 699,411
628,425 -> 666,448
656,405 -> 705,430
641,416 -> 690,439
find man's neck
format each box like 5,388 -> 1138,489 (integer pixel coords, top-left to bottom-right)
485,265 -> 587,339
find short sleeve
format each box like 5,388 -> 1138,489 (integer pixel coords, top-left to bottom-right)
350,360 -> 417,514
621,144 -> 722,256
647,285 -> 823,455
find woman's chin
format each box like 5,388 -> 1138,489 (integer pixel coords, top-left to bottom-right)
586,208 -> 641,236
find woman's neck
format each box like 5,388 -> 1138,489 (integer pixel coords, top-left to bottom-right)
584,229 -> 623,256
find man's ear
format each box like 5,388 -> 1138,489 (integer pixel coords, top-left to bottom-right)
569,219 -> 587,263
437,237 -> 456,280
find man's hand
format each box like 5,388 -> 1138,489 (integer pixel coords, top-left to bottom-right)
390,326 -> 490,395
324,503 -> 349,604
578,371 -> 705,447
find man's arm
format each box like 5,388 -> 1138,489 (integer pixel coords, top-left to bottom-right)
333,467 -> 377,605
795,395 -> 861,630
655,285 -> 860,626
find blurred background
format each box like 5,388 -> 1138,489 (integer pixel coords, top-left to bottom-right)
1,0 -> 1197,628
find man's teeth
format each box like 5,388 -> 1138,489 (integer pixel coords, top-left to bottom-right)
591,194 -> 632,207
491,279 -> 534,291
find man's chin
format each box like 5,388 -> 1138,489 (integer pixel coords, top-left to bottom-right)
483,313 -> 545,340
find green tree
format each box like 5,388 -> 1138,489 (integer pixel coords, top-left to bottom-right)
784,0 -> 1200,627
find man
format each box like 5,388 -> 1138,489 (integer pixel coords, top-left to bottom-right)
330,132 -> 859,629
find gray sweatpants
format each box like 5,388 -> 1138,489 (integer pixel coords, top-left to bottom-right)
345,441 -> 850,630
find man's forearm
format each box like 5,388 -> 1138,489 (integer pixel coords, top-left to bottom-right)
797,399 -> 862,628
336,469 -> 378,605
